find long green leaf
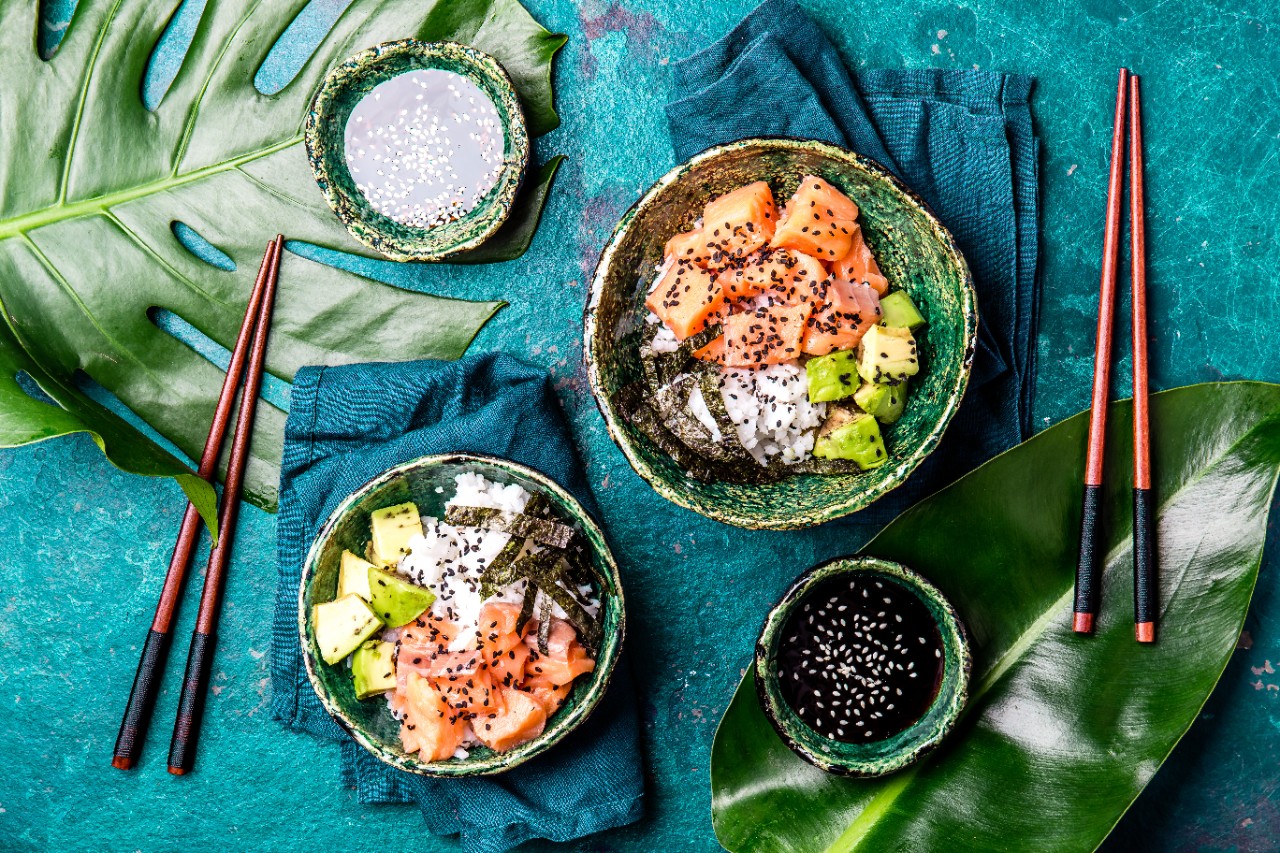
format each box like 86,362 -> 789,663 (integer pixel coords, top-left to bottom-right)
0,0 -> 565,519
711,381 -> 1280,853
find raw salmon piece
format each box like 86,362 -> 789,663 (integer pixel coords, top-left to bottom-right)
664,229 -> 712,267
525,682 -> 573,716
478,601 -> 526,637
771,176 -> 859,262
489,640 -> 532,688
701,181 -> 777,267
473,686 -> 548,753
434,669 -> 500,716
802,279 -> 881,356
420,647 -> 484,679
693,334 -> 726,364
716,249 -> 826,304
401,673 -> 465,762
724,303 -> 812,367
830,223 -> 888,294
645,260 -> 726,341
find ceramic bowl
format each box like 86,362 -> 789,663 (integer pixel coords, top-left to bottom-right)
299,453 -> 625,777
304,39 -> 528,261
754,556 -> 970,777
583,137 -> 977,529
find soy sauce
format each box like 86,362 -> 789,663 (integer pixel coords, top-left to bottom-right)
776,574 -> 943,743
344,68 -> 505,230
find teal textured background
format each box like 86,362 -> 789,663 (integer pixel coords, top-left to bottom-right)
3,0 -> 1279,851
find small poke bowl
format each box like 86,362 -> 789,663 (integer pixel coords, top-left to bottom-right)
755,556 -> 969,777
299,453 -> 624,777
583,137 -> 977,529
304,39 -> 529,261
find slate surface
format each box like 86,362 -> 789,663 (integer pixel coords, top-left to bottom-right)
2,0 -> 1278,851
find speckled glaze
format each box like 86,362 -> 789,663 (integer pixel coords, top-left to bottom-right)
304,40 -> 529,262
298,453 -> 624,777
754,556 -> 970,777
583,138 -> 977,530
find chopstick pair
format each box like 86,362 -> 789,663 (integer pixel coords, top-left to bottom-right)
1072,69 -> 1154,642
113,236 -> 284,773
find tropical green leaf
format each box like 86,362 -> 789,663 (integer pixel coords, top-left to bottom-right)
711,381 -> 1280,853
0,0 -> 565,521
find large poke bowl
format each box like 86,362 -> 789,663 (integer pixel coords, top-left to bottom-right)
299,453 -> 625,776
584,137 -> 977,530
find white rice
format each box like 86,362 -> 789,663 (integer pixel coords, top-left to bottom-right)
686,383 -> 722,442
394,473 -> 600,653
719,362 -> 827,465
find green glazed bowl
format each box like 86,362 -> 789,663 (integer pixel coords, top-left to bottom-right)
755,556 -> 970,777
583,138 -> 977,529
304,39 -> 529,261
299,453 -> 625,777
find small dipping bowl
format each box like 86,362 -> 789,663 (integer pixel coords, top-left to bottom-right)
305,39 -> 528,261
755,556 -> 970,777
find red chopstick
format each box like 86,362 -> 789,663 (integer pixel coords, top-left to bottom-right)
167,235 -> 283,775
112,237 -> 282,770
1129,76 -> 1156,643
1073,68 -> 1130,635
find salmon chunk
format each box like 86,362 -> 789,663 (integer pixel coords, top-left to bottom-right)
701,181 -> 778,267
724,303 -> 813,367
771,176 -> 859,262
645,260 -> 725,341
802,279 -> 882,356
473,686 -> 548,753
830,223 -> 888,294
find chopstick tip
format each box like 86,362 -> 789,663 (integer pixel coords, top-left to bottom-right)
111,755 -> 135,771
1135,622 -> 1155,643
1072,612 -> 1095,634
167,765 -> 188,776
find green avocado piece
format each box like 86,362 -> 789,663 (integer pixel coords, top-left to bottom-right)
854,379 -> 909,424
352,640 -> 397,699
805,349 -> 861,403
879,290 -> 927,331
313,594 -> 382,665
367,565 -> 436,628
814,412 -> 888,470
339,550 -> 376,600
857,325 -> 919,386
369,502 -> 423,566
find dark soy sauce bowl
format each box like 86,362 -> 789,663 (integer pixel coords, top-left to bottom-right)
755,556 -> 970,777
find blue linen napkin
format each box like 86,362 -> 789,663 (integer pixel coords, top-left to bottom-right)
667,0 -> 1040,520
269,354 -> 643,853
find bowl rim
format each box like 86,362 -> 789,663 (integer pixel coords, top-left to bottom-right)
582,136 -> 978,530
303,38 -> 529,262
297,451 -> 625,777
753,555 -> 972,776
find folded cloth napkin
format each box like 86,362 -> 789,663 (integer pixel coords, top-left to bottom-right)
667,0 -> 1040,524
269,354 -> 643,853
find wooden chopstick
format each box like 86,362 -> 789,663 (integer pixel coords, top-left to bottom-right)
1129,76 -> 1156,643
1073,68 -> 1130,635
168,235 -> 284,775
112,238 -> 282,770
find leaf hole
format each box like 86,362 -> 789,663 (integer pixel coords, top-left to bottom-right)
37,0 -> 76,61
254,0 -> 356,95
171,221 -> 237,271
72,368 -> 196,467
147,306 -> 292,412
141,0 -> 209,111
14,370 -> 57,406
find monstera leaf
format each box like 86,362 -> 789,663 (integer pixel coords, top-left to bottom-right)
0,0 -> 566,523
711,382 -> 1280,852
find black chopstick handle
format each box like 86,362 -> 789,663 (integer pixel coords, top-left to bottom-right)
111,628 -> 172,769
1133,487 -> 1157,642
1073,483 -> 1104,633
168,630 -> 216,775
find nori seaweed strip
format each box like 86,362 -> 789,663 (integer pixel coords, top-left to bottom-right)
536,594 -> 554,654
614,382 -> 720,481
511,550 -> 601,648
444,505 -> 575,549
477,493 -> 549,598
517,581 -> 537,634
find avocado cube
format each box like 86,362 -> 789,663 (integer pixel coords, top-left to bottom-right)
879,291 -> 927,331
854,379 -> 909,424
313,594 -> 382,665
352,640 -> 397,699
806,349 -> 861,403
368,565 -> 436,628
814,412 -> 888,470
339,550 -> 376,601
369,502 -> 423,566
857,325 -> 919,386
